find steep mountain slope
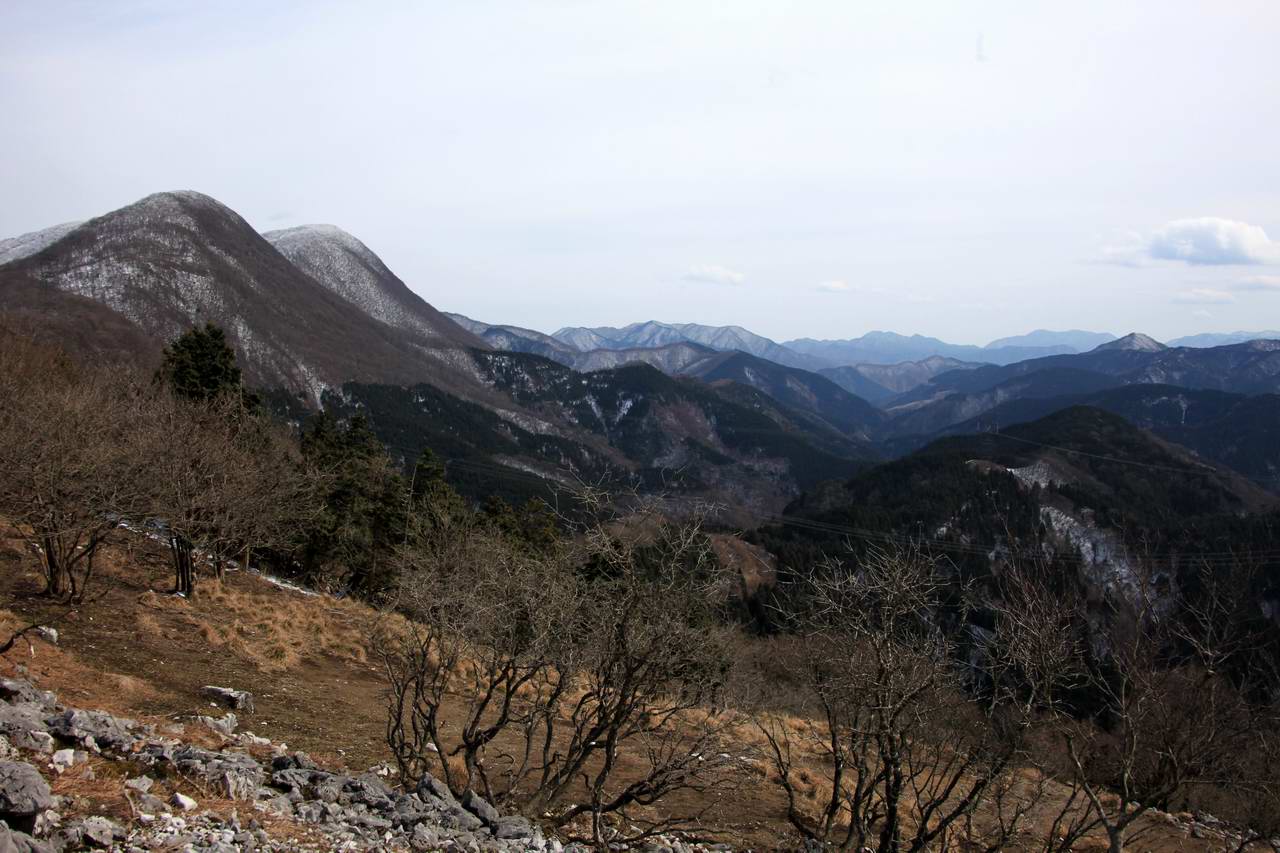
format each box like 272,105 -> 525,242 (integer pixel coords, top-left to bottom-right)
821,356 -> 984,404
275,346 -> 877,511
331,351 -> 877,508
678,350 -> 884,439
784,331 -> 1072,366
552,320 -> 826,370
756,407 -> 1278,597
815,366 -> 896,405
0,276 -> 160,367
883,367 -> 1124,436
0,192 -> 487,402
263,225 -> 483,349
888,385 -> 1280,492
567,341 -> 717,373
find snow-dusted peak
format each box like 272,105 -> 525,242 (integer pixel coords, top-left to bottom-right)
264,223 -> 481,348
131,190 -> 239,218
1095,332 -> 1166,352
0,221 -> 82,266
265,224 -> 381,267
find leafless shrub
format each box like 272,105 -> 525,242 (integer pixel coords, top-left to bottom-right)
996,556 -> 1280,853
0,332 -> 153,601
381,488 -> 743,848
750,544 -> 1036,852
143,392 -> 317,597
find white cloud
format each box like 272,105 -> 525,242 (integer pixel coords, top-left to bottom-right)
1235,274 -> 1280,292
816,280 -> 850,293
682,264 -> 745,286
1172,287 -> 1235,305
1148,218 -> 1278,265
1101,218 -> 1280,267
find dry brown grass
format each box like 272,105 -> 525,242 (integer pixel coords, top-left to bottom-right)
133,578 -> 378,672
0,521 -> 1241,851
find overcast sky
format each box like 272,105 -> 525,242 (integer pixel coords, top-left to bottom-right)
2,1 -> 1278,344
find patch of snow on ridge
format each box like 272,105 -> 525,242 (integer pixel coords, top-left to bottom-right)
1040,506 -> 1137,597
0,221 -> 82,265
265,224 -> 446,341
1007,461 -> 1069,489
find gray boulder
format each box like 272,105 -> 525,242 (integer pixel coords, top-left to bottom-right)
0,705 -> 48,742
415,772 -> 457,807
74,815 -> 121,848
200,687 -> 255,714
44,709 -> 137,751
495,815 -> 536,840
0,682 -> 54,710
270,752 -> 316,772
460,789 -> 500,827
170,745 -> 263,800
0,820 -> 51,853
196,713 -> 237,737
0,763 -> 52,833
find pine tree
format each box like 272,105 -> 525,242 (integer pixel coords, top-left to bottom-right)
158,323 -> 251,404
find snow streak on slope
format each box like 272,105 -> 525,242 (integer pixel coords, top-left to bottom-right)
264,225 -> 482,349
0,221 -> 82,265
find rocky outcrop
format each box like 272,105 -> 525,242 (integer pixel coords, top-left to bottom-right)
0,760 -> 53,833
0,677 -> 726,852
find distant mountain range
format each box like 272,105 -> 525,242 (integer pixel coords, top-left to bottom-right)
784,331 -> 1100,367
1167,331 -> 1280,348
0,191 -> 877,509
3,190 -> 1279,509
551,320 -> 827,370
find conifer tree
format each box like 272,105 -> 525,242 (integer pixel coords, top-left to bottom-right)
158,322 -> 253,404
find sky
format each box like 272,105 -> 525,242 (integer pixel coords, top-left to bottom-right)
2,1 -> 1278,345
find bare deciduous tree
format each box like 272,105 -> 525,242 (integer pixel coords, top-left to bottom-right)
382,489 -> 742,849
144,392 -> 316,597
0,332 -> 152,601
996,557 -> 1280,853
751,545 -> 1035,852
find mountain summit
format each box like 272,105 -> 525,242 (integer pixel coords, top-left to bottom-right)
263,224 -> 482,349
1094,332 -> 1167,352
0,191 -> 484,400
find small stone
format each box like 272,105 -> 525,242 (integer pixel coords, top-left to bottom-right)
50,749 -> 76,772
10,730 -> 54,755
171,792 -> 198,811
78,815 -> 120,847
124,776 -> 153,793
33,627 -> 57,646
196,713 -> 237,737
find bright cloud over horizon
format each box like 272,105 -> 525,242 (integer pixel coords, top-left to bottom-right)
1,1 -> 1278,344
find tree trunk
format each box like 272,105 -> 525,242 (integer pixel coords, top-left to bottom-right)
171,535 -> 196,598
42,545 -> 69,600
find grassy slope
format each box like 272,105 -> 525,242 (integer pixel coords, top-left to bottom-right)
0,521 -> 1231,851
